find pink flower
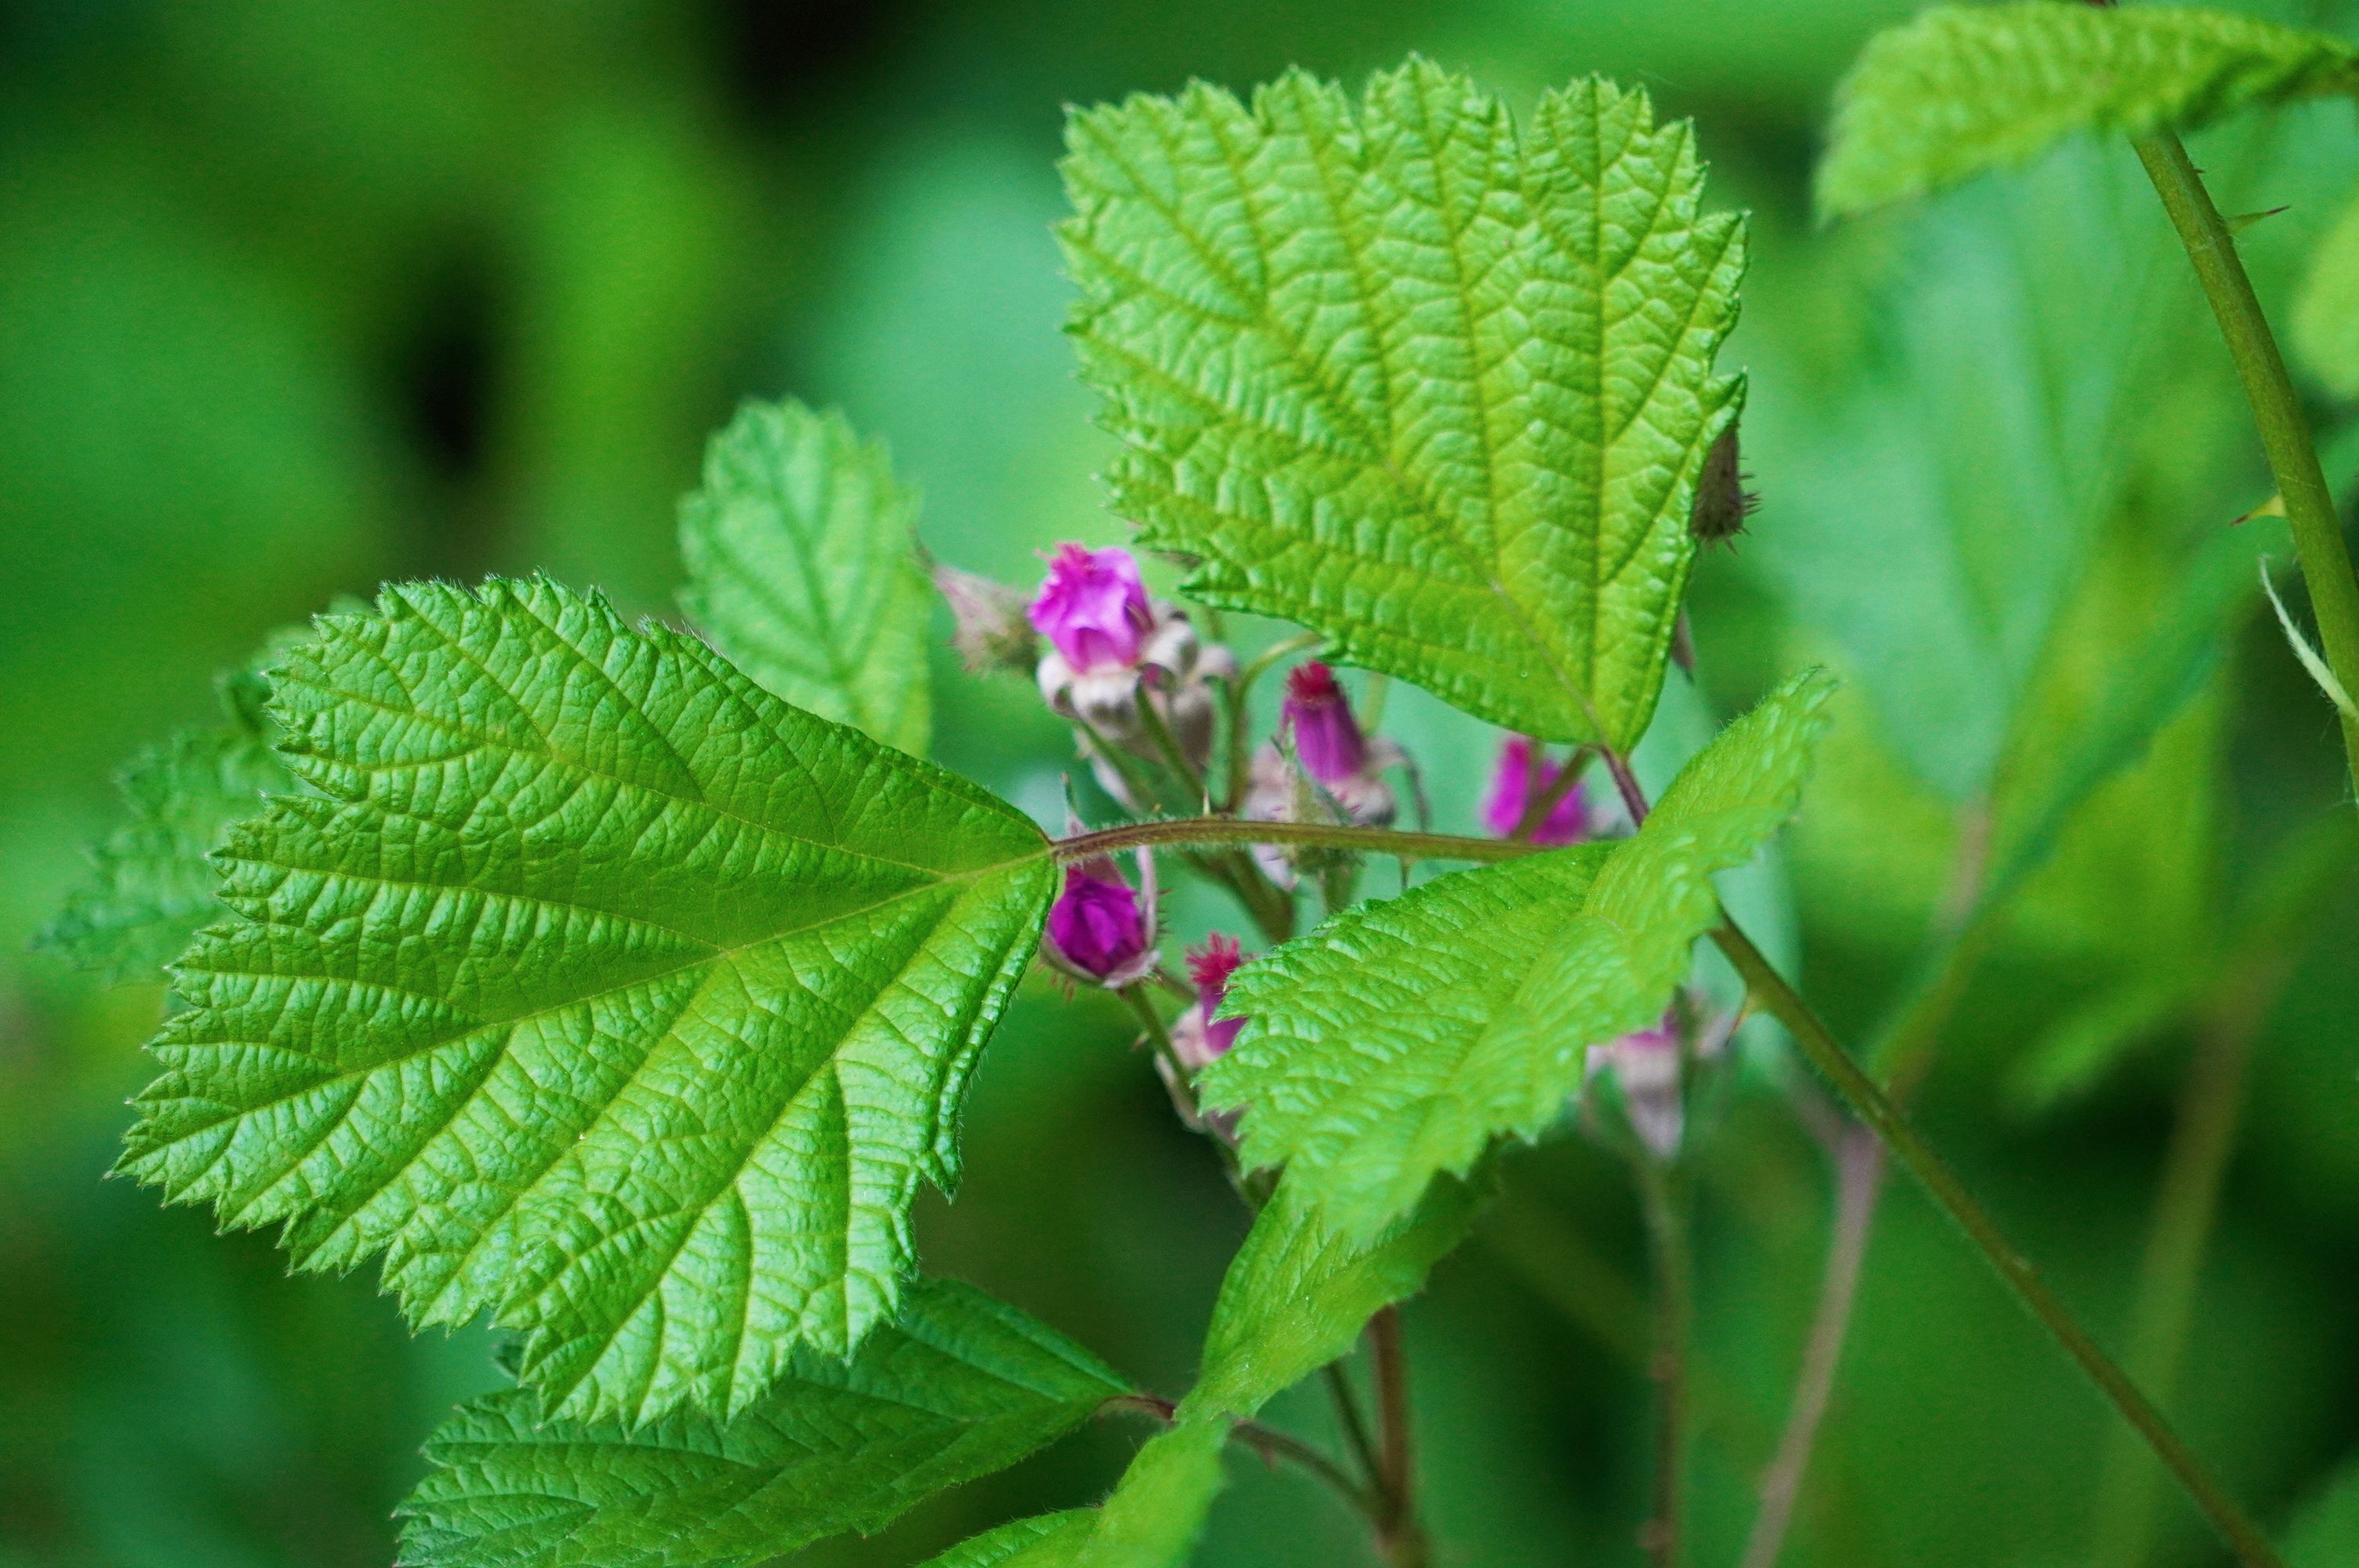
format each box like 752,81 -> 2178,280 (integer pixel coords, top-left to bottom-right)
1044,858 -> 1156,986
1174,934 -> 1247,1069
1027,543 -> 1151,673
1282,662 -> 1367,786
1481,735 -> 1591,846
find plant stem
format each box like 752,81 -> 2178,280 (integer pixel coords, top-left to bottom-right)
1369,1306 -> 1429,1568
2132,128 -> 2359,803
1057,816 -> 1539,866
1323,1362 -> 1384,1488
1739,1125 -> 1884,1568
1634,1151 -> 1692,1568
2088,982 -> 2277,1567
1711,919 -> 2284,1567
1103,1395 -> 1375,1517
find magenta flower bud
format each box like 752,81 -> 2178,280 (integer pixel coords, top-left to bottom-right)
1481,735 -> 1591,847
1027,543 -> 1151,673
1183,933 -> 1247,1064
1282,662 -> 1368,786
1044,857 -> 1156,987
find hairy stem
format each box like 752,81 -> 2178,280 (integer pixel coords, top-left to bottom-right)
1712,920 -> 2284,1567
1369,1306 -> 1429,1568
1634,1152 -> 1692,1568
1739,1125 -> 1885,1568
2132,128 -> 2359,804
1058,816 -> 1537,866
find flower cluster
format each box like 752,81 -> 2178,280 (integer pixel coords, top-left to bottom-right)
954,539 -> 1721,1159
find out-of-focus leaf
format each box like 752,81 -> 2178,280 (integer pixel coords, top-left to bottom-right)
1182,1172 -> 1480,1421
2295,183 -> 2359,397
1202,669 -> 1834,1237
398,1279 -> 1127,1568
35,711 -> 288,986
120,578 -> 1056,1425
1819,3 -> 2359,216
1753,146 -> 2209,803
916,1512 -> 1099,1568
2288,1454 -> 2359,1568
1061,61 -> 1744,747
679,398 -> 933,756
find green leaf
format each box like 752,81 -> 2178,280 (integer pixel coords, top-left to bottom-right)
1819,2 -> 2359,216
398,1279 -> 1127,1568
915,1513 -> 1100,1568
678,398 -> 933,756
1070,1419 -> 1231,1568
120,577 -> 1056,1425
1202,668 -> 1835,1236
36,714 -> 289,985
1182,1172 -> 1479,1421
2288,1454 -> 2359,1568
2295,185 -> 2359,397
1061,61 -> 1745,746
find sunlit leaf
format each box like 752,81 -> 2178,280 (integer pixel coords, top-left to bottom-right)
914,1512 -> 1100,1568
120,577 -> 1056,1424
1062,60 -> 1744,746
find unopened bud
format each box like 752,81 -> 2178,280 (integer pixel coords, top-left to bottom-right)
934,561 -> 1038,674
1689,422 -> 1757,549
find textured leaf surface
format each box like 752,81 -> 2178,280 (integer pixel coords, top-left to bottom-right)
2295,185 -> 2359,398
1819,3 -> 2359,216
1204,669 -> 1835,1235
916,1512 -> 1098,1568
1062,62 -> 1745,746
38,714 -> 289,985
1070,1419 -> 1230,1568
679,399 -> 932,756
398,1279 -> 1126,1568
120,578 -> 1056,1424
1182,1172 -> 1478,1421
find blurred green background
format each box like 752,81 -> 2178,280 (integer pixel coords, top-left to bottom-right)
5,2 -> 2359,1564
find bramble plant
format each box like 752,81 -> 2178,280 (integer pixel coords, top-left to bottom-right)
35,9 -> 2359,1567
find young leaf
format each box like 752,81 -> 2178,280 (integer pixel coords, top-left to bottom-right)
679,398 -> 933,756
398,1279 -> 1128,1568
1181,1172 -> 1480,1422
1062,62 -> 1745,747
2295,185 -> 2359,397
36,718 -> 289,985
1070,1419 -> 1231,1568
1819,3 -> 2359,216
120,577 -> 1056,1425
915,1512 -> 1099,1568
1202,668 -> 1835,1236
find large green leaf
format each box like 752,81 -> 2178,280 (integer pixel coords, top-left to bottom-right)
398,1279 -> 1127,1568
1202,669 -> 1834,1236
120,577 -> 1056,1424
36,702 -> 289,985
1061,61 -> 1745,746
1182,1172 -> 1479,1422
678,398 -> 933,756
1819,2 -> 2359,216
